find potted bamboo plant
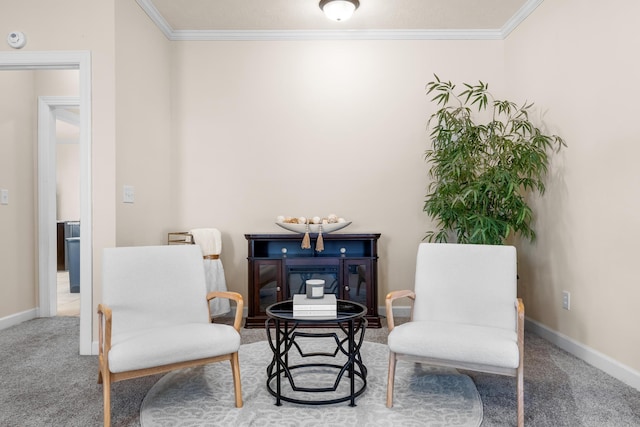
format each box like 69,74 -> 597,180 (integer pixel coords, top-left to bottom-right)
423,75 -> 566,245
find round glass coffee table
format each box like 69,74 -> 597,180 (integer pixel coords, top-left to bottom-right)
265,299 -> 368,406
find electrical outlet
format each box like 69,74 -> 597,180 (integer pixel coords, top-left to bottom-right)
562,290 -> 570,310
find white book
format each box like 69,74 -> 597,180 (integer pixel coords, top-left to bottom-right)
293,310 -> 337,318
293,294 -> 337,310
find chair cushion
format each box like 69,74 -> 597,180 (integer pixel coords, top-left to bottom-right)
388,320 -> 519,369
108,323 -> 240,373
103,245 -> 211,339
413,243 -> 518,331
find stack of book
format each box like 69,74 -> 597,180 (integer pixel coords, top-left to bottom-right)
293,294 -> 337,317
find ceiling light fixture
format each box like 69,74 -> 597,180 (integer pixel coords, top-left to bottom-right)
319,0 -> 360,22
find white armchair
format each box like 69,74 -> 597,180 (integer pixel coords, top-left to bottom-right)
386,243 -> 524,427
97,245 -> 244,427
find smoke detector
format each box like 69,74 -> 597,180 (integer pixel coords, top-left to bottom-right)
7,31 -> 27,49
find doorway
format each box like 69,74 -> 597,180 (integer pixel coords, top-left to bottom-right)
0,51 -> 93,355
48,101 -> 81,317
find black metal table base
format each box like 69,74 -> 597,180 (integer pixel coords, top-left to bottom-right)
265,317 -> 368,406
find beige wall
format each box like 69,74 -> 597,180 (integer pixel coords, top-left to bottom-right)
115,0 -> 175,247
0,71 -> 36,317
56,142 -> 80,221
34,70 -> 79,97
167,40 -> 505,300
37,70 -> 80,222
506,0 -> 640,372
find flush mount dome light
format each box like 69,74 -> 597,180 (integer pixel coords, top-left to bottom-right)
319,0 -> 360,22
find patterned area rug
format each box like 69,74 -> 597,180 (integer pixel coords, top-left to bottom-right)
141,340 -> 483,426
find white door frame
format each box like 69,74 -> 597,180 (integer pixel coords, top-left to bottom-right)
38,96 -> 80,316
0,51 -> 92,355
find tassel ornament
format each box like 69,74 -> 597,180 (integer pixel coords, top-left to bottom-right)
301,222 -> 311,249
316,224 -> 324,252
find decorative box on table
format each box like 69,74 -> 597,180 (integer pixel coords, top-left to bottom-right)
293,294 -> 337,317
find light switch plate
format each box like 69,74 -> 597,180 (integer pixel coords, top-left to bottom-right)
0,189 -> 8,205
123,185 -> 134,203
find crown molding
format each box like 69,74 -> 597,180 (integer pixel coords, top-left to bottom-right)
54,104 -> 81,127
169,28 -> 504,41
137,0 -> 542,41
501,0 -> 544,37
136,0 -> 173,39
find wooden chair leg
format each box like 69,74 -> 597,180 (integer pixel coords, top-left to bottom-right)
230,352 -> 243,408
517,364 -> 524,427
386,351 -> 397,408
102,370 -> 111,427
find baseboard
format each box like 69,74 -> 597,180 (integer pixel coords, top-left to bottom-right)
525,317 -> 640,392
378,304 -> 411,319
0,309 -> 38,331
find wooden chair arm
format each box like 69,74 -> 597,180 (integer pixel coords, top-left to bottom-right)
97,304 -> 112,358
385,290 -> 415,332
207,291 -> 244,332
516,298 -> 525,362
516,298 -> 524,319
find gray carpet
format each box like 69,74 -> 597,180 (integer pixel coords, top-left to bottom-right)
1,316 -> 639,426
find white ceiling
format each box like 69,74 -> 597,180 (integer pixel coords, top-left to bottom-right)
137,0 -> 543,41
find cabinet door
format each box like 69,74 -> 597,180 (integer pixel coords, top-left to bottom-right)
253,260 -> 282,316
342,259 -> 371,307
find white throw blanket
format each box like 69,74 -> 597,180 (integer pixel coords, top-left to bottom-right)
189,228 -> 230,317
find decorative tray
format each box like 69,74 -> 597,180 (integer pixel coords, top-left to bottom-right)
276,222 -> 351,234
